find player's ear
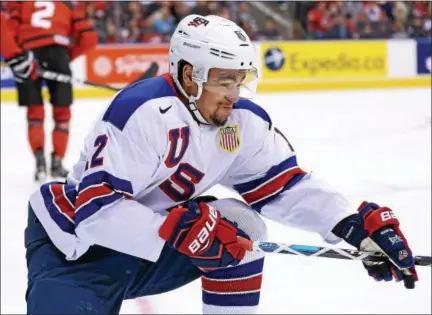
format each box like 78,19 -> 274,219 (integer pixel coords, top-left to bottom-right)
182,64 -> 198,97
182,64 -> 193,87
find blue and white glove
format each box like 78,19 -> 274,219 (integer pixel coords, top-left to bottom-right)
333,201 -> 418,289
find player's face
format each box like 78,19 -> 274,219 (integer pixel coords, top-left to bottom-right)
197,69 -> 246,126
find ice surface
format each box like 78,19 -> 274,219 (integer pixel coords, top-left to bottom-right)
1,88 -> 430,314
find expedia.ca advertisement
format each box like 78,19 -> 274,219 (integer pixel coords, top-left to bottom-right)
261,41 -> 388,80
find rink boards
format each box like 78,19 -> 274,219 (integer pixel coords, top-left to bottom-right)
1,38 -> 431,102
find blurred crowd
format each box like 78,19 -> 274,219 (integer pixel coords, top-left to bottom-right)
61,1 -> 431,43
294,1 -> 432,39
79,1 -> 283,44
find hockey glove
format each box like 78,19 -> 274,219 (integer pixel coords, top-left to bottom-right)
5,49 -> 38,82
335,201 -> 418,289
159,201 -> 248,270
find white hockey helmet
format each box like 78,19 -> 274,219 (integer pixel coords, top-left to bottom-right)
169,14 -> 258,123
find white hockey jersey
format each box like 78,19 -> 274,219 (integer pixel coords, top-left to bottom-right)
29,74 -> 353,261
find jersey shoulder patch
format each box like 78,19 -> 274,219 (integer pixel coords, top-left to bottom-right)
233,98 -> 272,130
102,76 -> 176,131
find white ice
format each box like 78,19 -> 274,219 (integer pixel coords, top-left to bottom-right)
1,88 -> 431,314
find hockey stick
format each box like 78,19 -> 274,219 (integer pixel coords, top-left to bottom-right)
238,239 -> 432,267
125,62 -> 159,85
37,62 -> 159,92
38,69 -> 120,91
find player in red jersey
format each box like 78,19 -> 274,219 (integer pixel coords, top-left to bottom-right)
4,2 -> 98,181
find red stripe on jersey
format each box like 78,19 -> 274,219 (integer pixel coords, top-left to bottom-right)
75,184 -> 113,210
50,183 -> 75,221
202,274 -> 263,293
162,73 -> 178,96
242,167 -> 306,205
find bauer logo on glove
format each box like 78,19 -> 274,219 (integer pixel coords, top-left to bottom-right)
188,204 -> 219,254
335,201 -> 419,289
159,201 -> 249,269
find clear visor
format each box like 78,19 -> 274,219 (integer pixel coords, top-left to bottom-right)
202,67 -> 258,100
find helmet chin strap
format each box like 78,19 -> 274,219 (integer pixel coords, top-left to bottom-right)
172,76 -> 210,125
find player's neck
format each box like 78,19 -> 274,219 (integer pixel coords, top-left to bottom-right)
175,83 -> 212,126
173,82 -> 189,106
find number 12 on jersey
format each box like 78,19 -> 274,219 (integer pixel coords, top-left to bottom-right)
85,134 -> 108,171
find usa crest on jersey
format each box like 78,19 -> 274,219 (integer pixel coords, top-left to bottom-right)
218,125 -> 240,153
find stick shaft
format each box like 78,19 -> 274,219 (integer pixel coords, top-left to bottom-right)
37,62 -> 159,92
38,69 -> 120,91
247,240 -> 431,267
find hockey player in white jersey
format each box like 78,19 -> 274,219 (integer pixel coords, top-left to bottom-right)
25,14 -> 419,314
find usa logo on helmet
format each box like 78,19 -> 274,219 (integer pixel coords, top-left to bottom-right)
188,17 -> 209,27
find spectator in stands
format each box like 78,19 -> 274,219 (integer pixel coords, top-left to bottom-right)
392,19 -> 409,38
140,18 -> 164,43
190,1 -> 213,16
307,2 -> 331,39
330,16 -> 350,39
152,4 -> 176,35
216,6 -> 232,20
170,2 -> 191,25
408,16 -> 428,38
362,1 -> 387,23
423,3 -> 432,36
237,2 -> 259,34
126,19 -> 142,43
392,2 -> 408,24
341,1 -> 365,20
359,22 -> 378,39
239,20 -> 257,41
324,4 -> 352,39
345,13 -> 358,38
293,1 -> 315,33
377,2 -> 395,22
75,0 -> 431,43
104,20 -> 118,43
257,17 -> 283,41
375,20 -> 391,38
127,1 -> 146,26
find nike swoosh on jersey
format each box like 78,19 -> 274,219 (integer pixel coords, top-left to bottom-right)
159,105 -> 172,114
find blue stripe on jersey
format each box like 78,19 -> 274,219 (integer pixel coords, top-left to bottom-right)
252,173 -> 306,211
234,155 -> 299,194
202,291 -> 261,307
102,76 -> 176,131
234,98 -> 272,129
40,182 -> 78,234
233,156 -> 307,212
75,193 -> 124,226
74,171 -> 134,225
205,258 -> 264,280
64,186 -> 77,204
77,171 -> 134,195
